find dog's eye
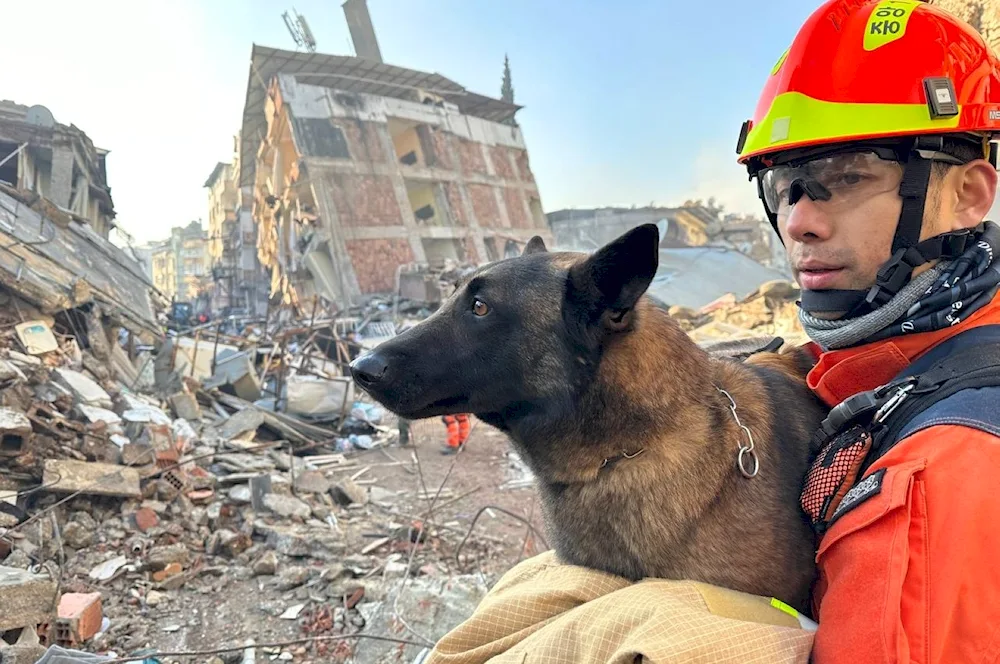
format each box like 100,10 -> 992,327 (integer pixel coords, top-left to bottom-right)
472,299 -> 489,316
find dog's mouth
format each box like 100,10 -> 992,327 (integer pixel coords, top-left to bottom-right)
386,394 -> 471,421
355,379 -> 471,420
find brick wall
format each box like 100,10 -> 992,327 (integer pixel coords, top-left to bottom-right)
513,149 -> 533,182
328,174 -> 402,227
463,236 -> 480,264
336,120 -> 386,163
525,192 -> 546,229
346,238 -> 415,293
468,184 -> 503,227
444,183 -> 469,226
503,188 -> 529,229
427,128 -> 454,170
489,146 -> 516,180
457,139 -> 489,176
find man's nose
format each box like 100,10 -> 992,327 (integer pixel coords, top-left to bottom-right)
350,352 -> 389,387
781,197 -> 834,244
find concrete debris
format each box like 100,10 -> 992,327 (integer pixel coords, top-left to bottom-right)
0,215 -> 760,662
42,459 -> 142,498
168,391 -> 201,421
0,566 -> 58,631
262,493 -> 312,520
669,278 -> 806,346
53,369 -> 113,410
252,551 -> 279,576
217,408 -> 264,441
332,478 -> 368,506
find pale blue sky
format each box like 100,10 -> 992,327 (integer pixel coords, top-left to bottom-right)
3,1 -> 821,244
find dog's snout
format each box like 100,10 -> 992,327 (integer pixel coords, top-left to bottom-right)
350,353 -> 389,387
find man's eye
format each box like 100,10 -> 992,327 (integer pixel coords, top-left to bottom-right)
829,172 -> 866,187
473,299 -> 489,316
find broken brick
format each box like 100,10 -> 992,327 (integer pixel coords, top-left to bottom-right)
0,407 -> 32,458
27,403 -> 82,441
141,423 -> 174,452
132,508 -> 159,533
155,448 -> 179,470
53,592 -> 102,647
186,488 -> 214,504
152,562 -> 182,582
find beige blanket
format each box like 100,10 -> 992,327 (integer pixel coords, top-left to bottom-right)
427,551 -> 814,664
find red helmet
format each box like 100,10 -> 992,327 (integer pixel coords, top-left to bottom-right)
737,0 -> 1000,316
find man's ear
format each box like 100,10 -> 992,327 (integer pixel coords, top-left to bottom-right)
951,159 -> 998,230
568,224 -> 659,331
523,236 -> 548,255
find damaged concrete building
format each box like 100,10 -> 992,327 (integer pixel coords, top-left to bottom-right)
204,139 -> 268,315
240,0 -> 550,308
0,101 -> 116,240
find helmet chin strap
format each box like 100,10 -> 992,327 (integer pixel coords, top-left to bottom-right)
766,136 -> 980,319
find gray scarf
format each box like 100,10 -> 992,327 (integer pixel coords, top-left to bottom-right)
800,264 -> 949,351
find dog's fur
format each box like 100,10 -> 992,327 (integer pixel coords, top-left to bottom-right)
351,224 -> 827,613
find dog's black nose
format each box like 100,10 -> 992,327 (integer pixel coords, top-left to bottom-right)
350,353 -> 389,387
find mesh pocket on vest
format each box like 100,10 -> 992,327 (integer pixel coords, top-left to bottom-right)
801,424 -> 872,531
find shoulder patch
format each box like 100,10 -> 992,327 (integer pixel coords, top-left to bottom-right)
829,468 -> 887,524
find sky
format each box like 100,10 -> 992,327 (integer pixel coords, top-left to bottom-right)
2,0 -> 822,246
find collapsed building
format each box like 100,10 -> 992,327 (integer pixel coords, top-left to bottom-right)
0,101 -> 158,345
0,101 -> 116,240
240,2 -> 551,310
546,204 -> 790,275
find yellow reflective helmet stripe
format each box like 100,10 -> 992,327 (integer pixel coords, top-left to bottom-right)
739,91 -> 963,160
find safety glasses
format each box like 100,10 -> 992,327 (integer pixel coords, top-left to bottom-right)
759,151 -> 905,219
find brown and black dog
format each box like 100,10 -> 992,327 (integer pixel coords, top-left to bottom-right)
350,224 -> 827,613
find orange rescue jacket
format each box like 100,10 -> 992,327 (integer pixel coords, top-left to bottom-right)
805,290 -> 1000,664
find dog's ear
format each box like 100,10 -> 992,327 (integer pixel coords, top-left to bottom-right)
568,224 -> 659,332
523,236 -> 548,255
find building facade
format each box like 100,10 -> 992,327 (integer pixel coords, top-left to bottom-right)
238,0 -> 549,309
150,240 -> 176,300
204,137 -> 268,316
249,72 -> 549,307
148,221 -> 209,303
0,101 -> 116,238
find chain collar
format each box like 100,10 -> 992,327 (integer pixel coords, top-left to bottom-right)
716,387 -> 760,479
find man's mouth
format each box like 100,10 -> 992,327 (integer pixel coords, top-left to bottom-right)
797,263 -> 845,290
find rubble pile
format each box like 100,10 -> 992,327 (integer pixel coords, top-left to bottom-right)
0,300 -> 516,664
668,279 -> 805,345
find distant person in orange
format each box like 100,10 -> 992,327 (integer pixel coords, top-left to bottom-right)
441,414 -> 470,454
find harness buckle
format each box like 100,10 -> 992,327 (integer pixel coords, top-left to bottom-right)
813,377 -> 917,447
873,382 -> 915,424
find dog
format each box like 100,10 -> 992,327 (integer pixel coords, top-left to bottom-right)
350,224 -> 827,613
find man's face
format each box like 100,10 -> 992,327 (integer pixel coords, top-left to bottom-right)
764,149 -> 990,318
771,152 -> 904,298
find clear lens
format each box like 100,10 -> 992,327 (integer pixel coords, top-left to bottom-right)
760,151 -> 904,218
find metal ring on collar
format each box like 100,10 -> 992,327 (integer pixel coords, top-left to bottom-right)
738,446 -> 760,479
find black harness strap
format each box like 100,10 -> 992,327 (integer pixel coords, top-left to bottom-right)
868,344 -> 1000,465
812,336 -> 1000,475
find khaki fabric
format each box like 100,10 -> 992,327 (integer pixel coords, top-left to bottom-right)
428,551 -> 813,664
